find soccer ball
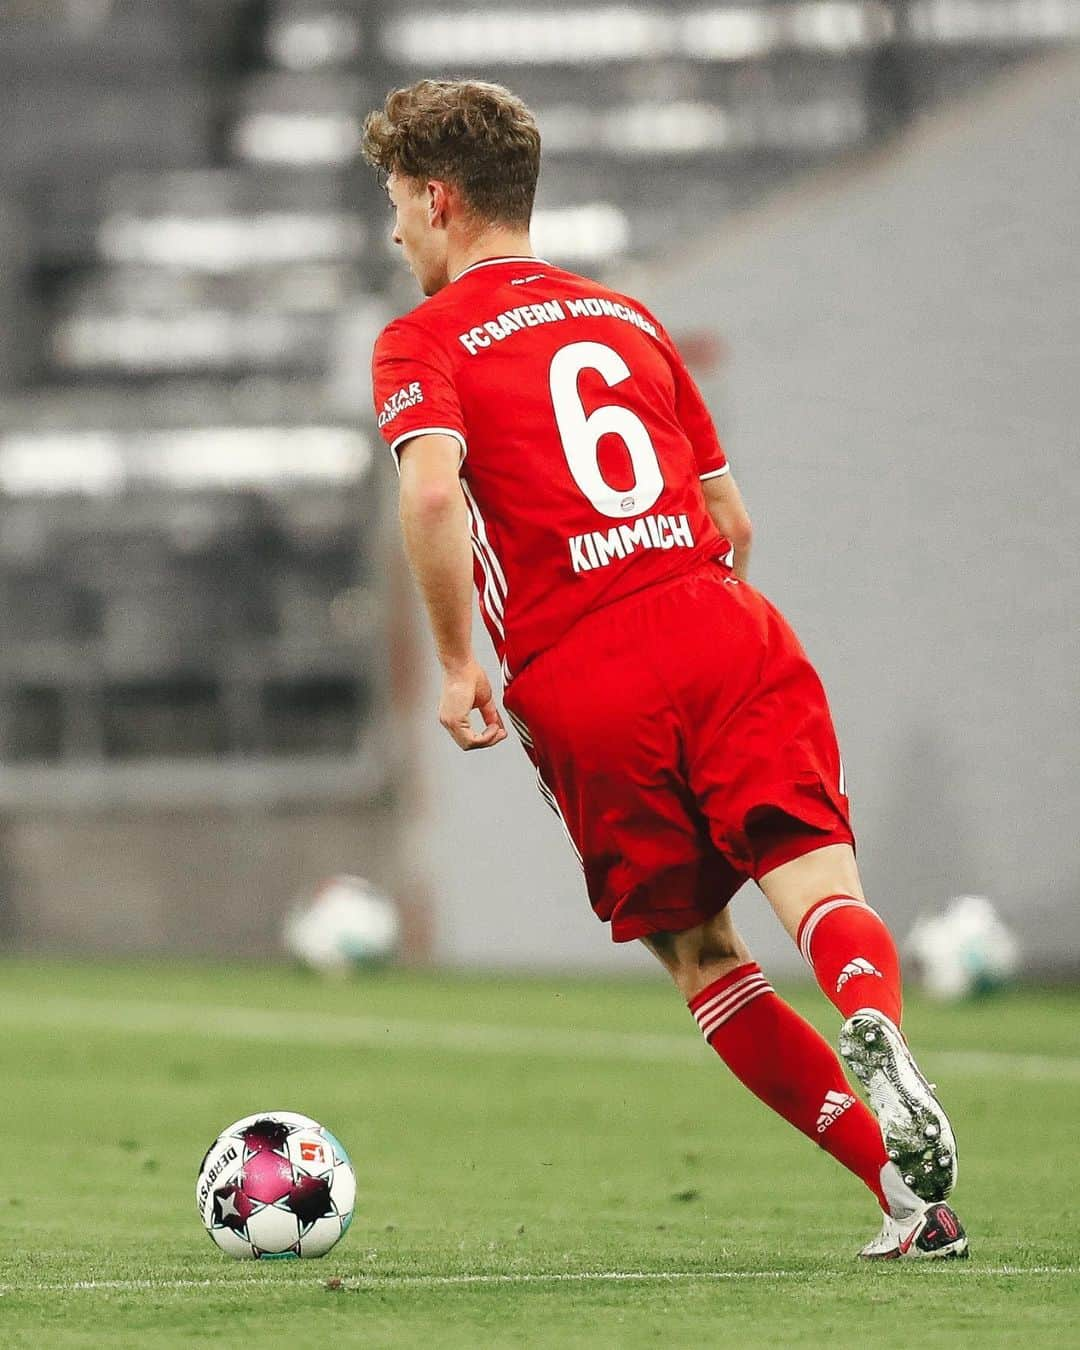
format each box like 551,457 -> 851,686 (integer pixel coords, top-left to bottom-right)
905,895 -> 1021,1000
283,874 -> 400,974
196,1111 -> 356,1259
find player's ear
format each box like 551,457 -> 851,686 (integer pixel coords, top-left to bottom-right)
426,180 -> 451,227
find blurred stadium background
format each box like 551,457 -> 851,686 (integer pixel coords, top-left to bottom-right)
0,0 -> 1076,979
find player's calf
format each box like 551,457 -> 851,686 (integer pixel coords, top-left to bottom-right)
683,962 -> 898,1214
795,892 -> 903,1024
757,849 -> 904,1025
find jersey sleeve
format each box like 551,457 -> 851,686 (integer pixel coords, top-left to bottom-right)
371,318 -> 467,470
666,339 -> 729,481
634,302 -> 729,480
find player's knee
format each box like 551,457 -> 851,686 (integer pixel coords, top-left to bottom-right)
642,919 -> 751,1001
698,931 -> 746,967
684,922 -> 752,996
697,910 -> 751,967
690,946 -> 749,994
675,949 -> 748,1001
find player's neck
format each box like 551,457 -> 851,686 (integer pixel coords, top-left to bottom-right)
448,229 -> 536,283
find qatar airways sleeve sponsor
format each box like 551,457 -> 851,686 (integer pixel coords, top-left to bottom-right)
372,322 -> 467,462
377,380 -> 424,429
568,512 -> 694,574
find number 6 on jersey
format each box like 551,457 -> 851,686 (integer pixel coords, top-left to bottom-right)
548,341 -> 665,519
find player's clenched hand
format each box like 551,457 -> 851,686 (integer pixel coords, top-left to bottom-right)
438,661 -> 507,751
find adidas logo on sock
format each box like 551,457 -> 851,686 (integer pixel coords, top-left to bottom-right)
836,957 -> 883,992
816,1089 -> 856,1134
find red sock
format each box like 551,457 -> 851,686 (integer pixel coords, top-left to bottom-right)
689,963 -> 888,1211
797,895 -> 903,1025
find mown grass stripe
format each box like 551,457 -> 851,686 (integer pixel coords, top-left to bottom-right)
1,992 -> 1078,1080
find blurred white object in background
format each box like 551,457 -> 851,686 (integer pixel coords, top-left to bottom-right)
283,874 -> 399,974
905,895 -> 1021,1000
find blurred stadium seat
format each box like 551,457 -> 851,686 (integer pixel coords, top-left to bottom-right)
0,0 -> 1074,953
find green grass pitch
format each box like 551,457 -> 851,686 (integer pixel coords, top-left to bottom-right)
0,958 -> 1076,1347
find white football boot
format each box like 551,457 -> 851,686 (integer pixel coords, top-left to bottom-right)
839,1007 -> 958,1202
859,1200 -> 969,1260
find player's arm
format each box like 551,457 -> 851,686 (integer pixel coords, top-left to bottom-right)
397,433 -> 507,752
702,472 -> 753,580
651,317 -> 753,575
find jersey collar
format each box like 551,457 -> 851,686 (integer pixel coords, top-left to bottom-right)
450,255 -> 551,283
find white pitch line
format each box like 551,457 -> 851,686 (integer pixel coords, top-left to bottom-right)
1,993 -> 1079,1081
1,1266 -> 1076,1296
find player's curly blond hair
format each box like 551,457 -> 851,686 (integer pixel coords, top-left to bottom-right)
362,79 -> 541,228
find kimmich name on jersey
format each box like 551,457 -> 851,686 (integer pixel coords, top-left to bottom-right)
569,512 -> 695,573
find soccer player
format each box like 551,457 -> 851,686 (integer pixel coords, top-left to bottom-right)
364,79 -> 967,1261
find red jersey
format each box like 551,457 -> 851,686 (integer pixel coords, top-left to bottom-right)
372,255 -> 731,681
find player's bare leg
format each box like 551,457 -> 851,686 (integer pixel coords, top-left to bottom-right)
758,844 -> 963,1215
755,843 -> 866,943
640,906 -> 752,999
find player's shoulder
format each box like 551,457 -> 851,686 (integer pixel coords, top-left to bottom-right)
374,296 -> 451,363
375,284 -> 473,360
602,282 -> 669,340
553,267 -> 670,341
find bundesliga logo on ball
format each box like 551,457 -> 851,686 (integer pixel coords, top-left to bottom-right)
196,1111 -> 356,1259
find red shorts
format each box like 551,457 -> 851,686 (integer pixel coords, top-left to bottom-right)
503,560 -> 853,943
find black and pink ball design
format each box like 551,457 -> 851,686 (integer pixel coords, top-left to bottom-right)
196,1111 -> 356,1259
